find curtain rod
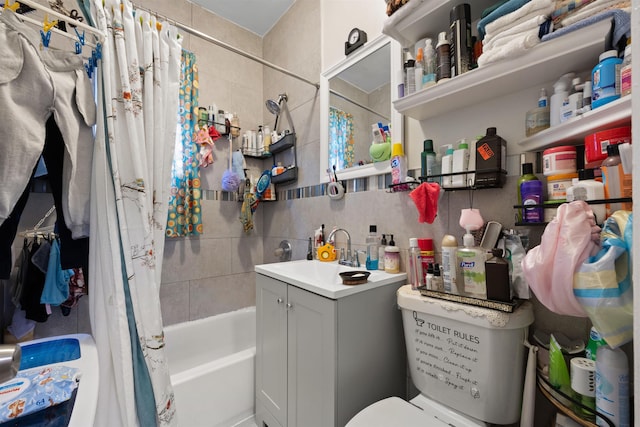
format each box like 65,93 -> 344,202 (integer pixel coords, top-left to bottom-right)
329,89 -> 390,121
131,3 -> 320,89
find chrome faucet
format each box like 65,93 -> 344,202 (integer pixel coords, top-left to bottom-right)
0,344 -> 20,383
327,228 -> 359,267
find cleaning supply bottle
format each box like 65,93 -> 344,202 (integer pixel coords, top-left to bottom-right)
456,228 -> 487,299
441,234 -> 459,294
595,345 -> 630,427
423,38 -> 437,87
421,139 -> 437,180
451,139 -> 469,187
441,146 -> 454,188
408,238 -> 422,290
390,143 -> 407,185
517,163 -> 539,222
377,234 -> 387,270
365,225 -> 379,270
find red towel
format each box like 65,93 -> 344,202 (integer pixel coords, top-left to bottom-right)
409,182 -> 441,224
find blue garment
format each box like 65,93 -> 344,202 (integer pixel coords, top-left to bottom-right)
41,239 -> 71,305
477,0 -> 532,39
541,9 -> 630,47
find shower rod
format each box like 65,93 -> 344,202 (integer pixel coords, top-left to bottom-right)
131,2 -> 320,90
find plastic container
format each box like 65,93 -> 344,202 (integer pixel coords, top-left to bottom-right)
365,225 -> 379,271
601,143 -> 633,216
525,106 -> 550,136
620,42 -> 632,97
451,139 -> 469,187
408,238 -> 422,290
584,126 -> 631,164
390,143 -> 407,185
595,345 -> 630,427
456,230 -> 487,299
543,146 -> 577,176
547,172 -> 578,200
550,73 -> 574,126
517,163 -> 539,222
521,180 -> 543,223
441,146 -> 454,188
565,169 -> 606,224
592,50 -> 622,109
474,127 -> 507,188
384,246 -> 400,274
441,234 -> 459,294
570,357 -> 596,421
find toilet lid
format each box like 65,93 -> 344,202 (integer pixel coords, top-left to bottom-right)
346,396 -> 486,427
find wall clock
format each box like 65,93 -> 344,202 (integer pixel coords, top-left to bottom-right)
345,28 -> 367,56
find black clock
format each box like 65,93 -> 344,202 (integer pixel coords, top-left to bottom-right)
345,28 -> 367,56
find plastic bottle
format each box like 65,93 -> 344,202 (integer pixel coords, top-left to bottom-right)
421,139 -> 437,180
435,31 -> 451,82
365,225 -> 379,271
377,234 -> 387,270
257,125 -> 264,155
263,124 -> 271,153
441,234 -> 459,294
414,48 -> 424,92
601,144 -> 632,216
474,127 -> 507,188
423,38 -> 437,87
425,263 -> 434,290
566,169 -> 606,224
456,228 -> 487,299
408,238 -> 422,290
585,327 -> 607,360
405,59 -> 416,95
538,88 -> 548,107
485,249 -> 510,302
449,3 -> 472,77
595,345 -> 630,427
441,146 -> 454,188
592,50 -> 622,109
620,41 -> 632,97
581,81 -> 593,113
418,238 -> 435,286
390,143 -> 407,185
306,237 -> 313,260
467,138 -> 476,187
517,163 -> 539,222
521,180 -> 544,223
431,264 -> 443,292
550,72 -> 575,126
560,77 -> 583,123
451,139 -> 469,187
384,235 -> 400,274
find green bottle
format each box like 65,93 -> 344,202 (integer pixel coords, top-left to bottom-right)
517,163 -> 539,222
421,139 -> 437,181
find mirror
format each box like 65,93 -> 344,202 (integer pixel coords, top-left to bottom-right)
320,35 -> 403,182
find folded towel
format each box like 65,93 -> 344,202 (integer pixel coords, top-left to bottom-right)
409,182 -> 441,224
484,14 -> 550,50
542,9 -> 630,46
560,0 -> 629,26
552,0 -> 596,22
478,0 -> 554,39
478,29 -> 541,67
481,0 -> 554,38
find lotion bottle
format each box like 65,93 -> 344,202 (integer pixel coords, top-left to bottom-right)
451,139 -> 469,187
456,228 -> 487,299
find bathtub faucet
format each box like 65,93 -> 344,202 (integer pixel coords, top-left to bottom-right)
0,344 -> 20,384
327,228 -> 359,267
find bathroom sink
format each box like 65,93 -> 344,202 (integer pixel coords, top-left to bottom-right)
14,334 -> 98,427
255,259 -> 407,299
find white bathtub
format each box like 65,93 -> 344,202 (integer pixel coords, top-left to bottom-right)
164,307 -> 256,427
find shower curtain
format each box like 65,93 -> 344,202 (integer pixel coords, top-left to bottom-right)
328,107 -> 355,170
85,0 -> 181,425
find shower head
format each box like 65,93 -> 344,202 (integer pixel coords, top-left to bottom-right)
265,93 -> 288,115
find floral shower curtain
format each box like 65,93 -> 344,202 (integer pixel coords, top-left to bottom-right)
166,50 -> 203,237
328,106 -> 354,170
85,0 -> 181,426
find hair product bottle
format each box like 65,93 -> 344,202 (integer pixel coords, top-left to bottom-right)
435,31 -> 451,82
517,163 -> 539,222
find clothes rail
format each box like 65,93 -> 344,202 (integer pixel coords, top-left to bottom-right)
130,2 -> 320,90
13,0 -> 104,42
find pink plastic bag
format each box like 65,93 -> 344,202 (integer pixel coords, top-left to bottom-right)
522,201 -> 601,316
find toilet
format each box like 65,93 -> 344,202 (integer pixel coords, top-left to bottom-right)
347,285 -> 534,426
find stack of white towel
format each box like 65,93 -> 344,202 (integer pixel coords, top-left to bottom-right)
478,0 -> 555,67
553,0 -> 631,28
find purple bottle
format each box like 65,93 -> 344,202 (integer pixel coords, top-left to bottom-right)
521,180 -> 543,223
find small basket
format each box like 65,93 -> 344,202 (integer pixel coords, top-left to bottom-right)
339,271 -> 370,285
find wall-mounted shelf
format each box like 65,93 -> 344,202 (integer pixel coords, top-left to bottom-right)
391,19 -> 612,122
419,168 -> 507,191
513,197 -> 633,226
517,97 -> 631,152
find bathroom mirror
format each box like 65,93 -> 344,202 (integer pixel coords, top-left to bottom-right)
320,35 -> 403,182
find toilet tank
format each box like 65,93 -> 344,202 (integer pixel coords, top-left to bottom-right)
397,285 -> 534,425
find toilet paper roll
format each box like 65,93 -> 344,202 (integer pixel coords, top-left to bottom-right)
570,357 -> 596,397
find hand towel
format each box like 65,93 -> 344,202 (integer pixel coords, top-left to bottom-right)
542,9 -> 630,46
482,0 -> 554,38
478,29 -> 541,67
484,14 -> 549,50
409,182 -> 441,224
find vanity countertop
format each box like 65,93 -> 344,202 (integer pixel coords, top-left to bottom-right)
255,259 -> 407,299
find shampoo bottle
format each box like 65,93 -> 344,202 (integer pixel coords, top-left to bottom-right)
441,234 -> 459,294
456,228 -> 487,299
441,146 -> 454,188
451,139 -> 469,187
390,143 -> 407,185
421,139 -> 437,180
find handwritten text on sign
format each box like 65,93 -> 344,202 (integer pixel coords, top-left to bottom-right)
413,316 -> 481,394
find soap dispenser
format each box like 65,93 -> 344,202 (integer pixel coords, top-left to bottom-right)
456,228 -> 487,299
550,72 -> 575,126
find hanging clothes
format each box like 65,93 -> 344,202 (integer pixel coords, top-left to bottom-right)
0,8 -> 95,278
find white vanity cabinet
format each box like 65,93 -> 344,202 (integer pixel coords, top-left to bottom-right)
255,261 -> 407,427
